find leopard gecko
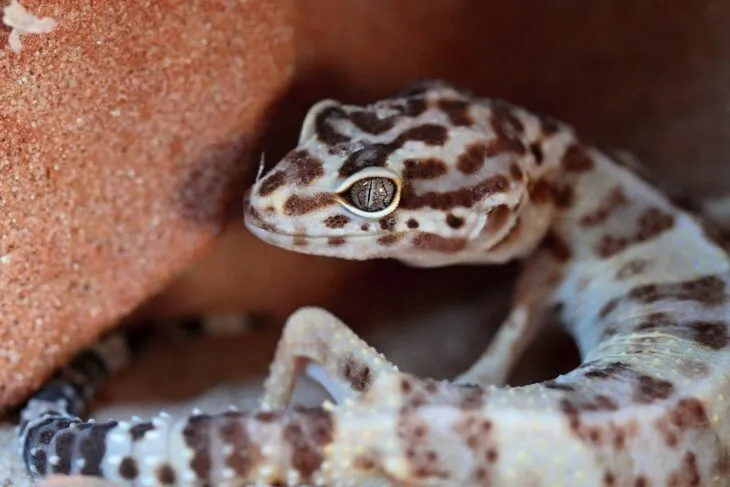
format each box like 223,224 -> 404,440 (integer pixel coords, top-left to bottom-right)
17,80 -> 730,486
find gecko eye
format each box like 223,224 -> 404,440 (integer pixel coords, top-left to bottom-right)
334,167 -> 402,219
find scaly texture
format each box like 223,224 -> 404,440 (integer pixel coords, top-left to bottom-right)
18,81 -> 730,486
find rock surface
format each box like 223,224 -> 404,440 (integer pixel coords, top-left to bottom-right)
0,0 -> 295,406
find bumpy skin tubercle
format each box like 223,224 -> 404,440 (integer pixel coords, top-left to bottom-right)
17,81 -> 730,486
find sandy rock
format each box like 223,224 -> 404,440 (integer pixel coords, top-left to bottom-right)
0,0 -> 295,406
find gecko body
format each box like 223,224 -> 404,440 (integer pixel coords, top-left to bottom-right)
17,81 -> 730,486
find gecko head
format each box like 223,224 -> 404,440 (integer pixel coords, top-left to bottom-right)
244,80 -> 548,266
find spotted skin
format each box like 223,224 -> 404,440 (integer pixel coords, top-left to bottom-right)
17,81 -> 730,486
242,81 -> 730,486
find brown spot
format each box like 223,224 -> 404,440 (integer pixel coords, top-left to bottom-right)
616,259 -> 650,279
353,451 -> 379,471
129,422 -> 154,441
595,235 -> 631,258
628,275 -> 726,306
292,235 -> 307,246
395,123 -> 449,147
527,178 -> 554,205
283,193 -> 335,216
404,158 -> 448,179
578,186 -> 628,227
398,412 -> 447,479
378,234 -> 402,246
688,321 -> 728,349
156,464 -> 176,485
413,233 -> 467,252
599,298 -> 620,319
552,184 -> 574,209
582,361 -> 630,380
406,218 -> 419,229
635,475 -> 647,487
257,170 -> 287,197
667,451 -> 701,486
529,142 -> 544,164
604,471 -> 615,486
315,105 -> 351,146
328,236 -> 346,246
289,150 -> 325,184
543,231 -> 571,262
437,98 -> 474,126
400,174 -> 510,211
669,398 -> 709,430
340,355 -> 373,392
540,116 -> 561,136
562,144 -> 595,172
446,214 -> 464,229
636,207 -> 676,240
348,110 -> 397,135
379,215 -> 396,231
119,458 -> 139,480
633,374 -> 674,403
324,214 -> 350,229
456,142 -> 488,174
182,414 -> 213,483
361,222 -> 370,231
284,408 -> 334,480
403,98 -> 428,117
509,162 -> 523,181
634,312 -> 673,331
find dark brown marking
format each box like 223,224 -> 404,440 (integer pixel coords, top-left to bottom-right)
328,236 -> 346,246
348,110 -> 397,135
616,259 -> 650,279
289,149 -> 325,184
509,162 -> 523,181
628,275 -> 726,307
257,170 -> 286,197
636,207 -> 676,241
129,422 -> 154,441
219,415 -> 253,477
540,116 -> 561,136
156,464 -> 176,485
378,234 -> 402,246
283,193 -> 335,216
562,144 -> 595,172
324,214 -> 350,228
579,187 -> 628,227
529,142 -> 544,164
182,414 -> 212,482
437,99 -> 474,126
667,451 -> 701,486
669,398 -> 709,430
457,143 -> 488,174
543,231 -> 571,262
406,218 -> 419,229
489,103 -> 526,155
604,471 -> 615,486
595,235 -> 630,258
635,475 -> 647,487
379,215 -> 396,231
400,174 -> 510,211
552,184 -> 574,209
412,233 -> 467,252
599,298 -> 620,319
395,123 -> 449,147
404,158 -> 448,179
119,457 -> 139,480
314,106 -> 351,145
284,408 -> 334,480
633,374 -> 674,403
338,144 -> 394,177
446,214 -> 464,229
361,222 -> 370,231
688,321 -> 728,349
79,422 -> 117,476
528,178 -> 554,205
340,355 -> 373,392
403,98 -> 428,117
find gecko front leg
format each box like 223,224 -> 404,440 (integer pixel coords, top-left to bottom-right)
260,306 -> 400,410
455,248 -> 564,387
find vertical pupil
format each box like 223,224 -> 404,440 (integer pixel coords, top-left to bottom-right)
349,177 -> 395,212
